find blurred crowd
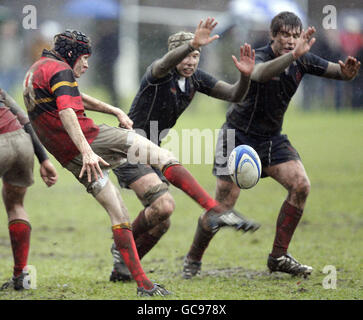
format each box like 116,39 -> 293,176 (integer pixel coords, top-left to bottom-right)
303,15 -> 363,110
0,1 -> 362,110
0,1 -> 121,108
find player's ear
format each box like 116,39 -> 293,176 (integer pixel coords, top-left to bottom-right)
269,30 -> 274,41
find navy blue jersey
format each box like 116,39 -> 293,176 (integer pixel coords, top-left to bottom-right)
226,44 -> 329,137
128,63 -> 218,145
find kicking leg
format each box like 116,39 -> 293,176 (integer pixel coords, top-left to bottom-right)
129,133 -> 258,231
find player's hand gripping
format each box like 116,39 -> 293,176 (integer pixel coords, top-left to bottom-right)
79,148 -> 110,183
232,43 -> 255,76
190,17 -> 220,50
292,27 -> 316,60
338,56 -> 361,80
39,159 -> 58,187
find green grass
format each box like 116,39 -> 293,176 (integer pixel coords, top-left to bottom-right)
0,94 -> 362,300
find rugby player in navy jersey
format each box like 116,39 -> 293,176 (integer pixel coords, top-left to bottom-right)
109,17 -> 260,282
183,12 -> 361,278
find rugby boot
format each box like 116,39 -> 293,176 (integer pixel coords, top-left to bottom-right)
137,283 -> 171,297
182,256 -> 202,279
109,242 -> 132,282
206,208 -> 261,233
267,253 -> 313,278
0,271 -> 30,291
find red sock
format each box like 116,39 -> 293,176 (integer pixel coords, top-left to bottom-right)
187,217 -> 216,261
163,164 -> 220,212
271,201 -> 303,258
135,233 -> 160,260
132,209 -> 150,239
112,225 -> 153,289
8,220 -> 31,277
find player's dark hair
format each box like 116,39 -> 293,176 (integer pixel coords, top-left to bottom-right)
53,30 -> 92,68
270,11 -> 302,37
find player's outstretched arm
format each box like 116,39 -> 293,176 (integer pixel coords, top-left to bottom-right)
209,43 -> 255,103
152,17 -> 219,79
251,53 -> 295,83
252,27 -> 316,83
59,108 -> 110,182
323,56 -> 361,80
81,93 -> 133,129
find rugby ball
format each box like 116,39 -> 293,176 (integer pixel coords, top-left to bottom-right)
228,145 -> 261,189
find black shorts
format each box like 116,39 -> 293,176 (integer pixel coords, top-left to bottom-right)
112,162 -> 169,189
212,122 -> 301,181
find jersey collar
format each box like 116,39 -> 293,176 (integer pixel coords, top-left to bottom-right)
41,49 -> 64,62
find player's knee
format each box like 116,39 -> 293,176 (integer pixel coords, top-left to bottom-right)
154,218 -> 171,235
87,170 -> 110,197
141,182 -> 170,206
2,183 -> 26,210
291,177 -> 310,200
149,192 -> 175,221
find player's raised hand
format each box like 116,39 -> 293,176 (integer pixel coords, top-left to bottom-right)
232,43 -> 255,76
292,26 -> 316,59
338,56 -> 361,80
191,17 -> 219,50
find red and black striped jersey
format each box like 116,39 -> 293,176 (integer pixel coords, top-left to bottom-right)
23,50 -> 99,166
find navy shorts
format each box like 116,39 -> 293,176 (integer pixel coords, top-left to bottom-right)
112,162 -> 169,189
212,122 -> 301,181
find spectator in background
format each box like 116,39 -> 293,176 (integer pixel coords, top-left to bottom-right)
0,19 -> 23,94
28,20 -> 62,64
352,44 -> 363,108
305,29 -> 344,110
340,16 -> 363,58
93,19 -> 120,108
340,16 -> 363,109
